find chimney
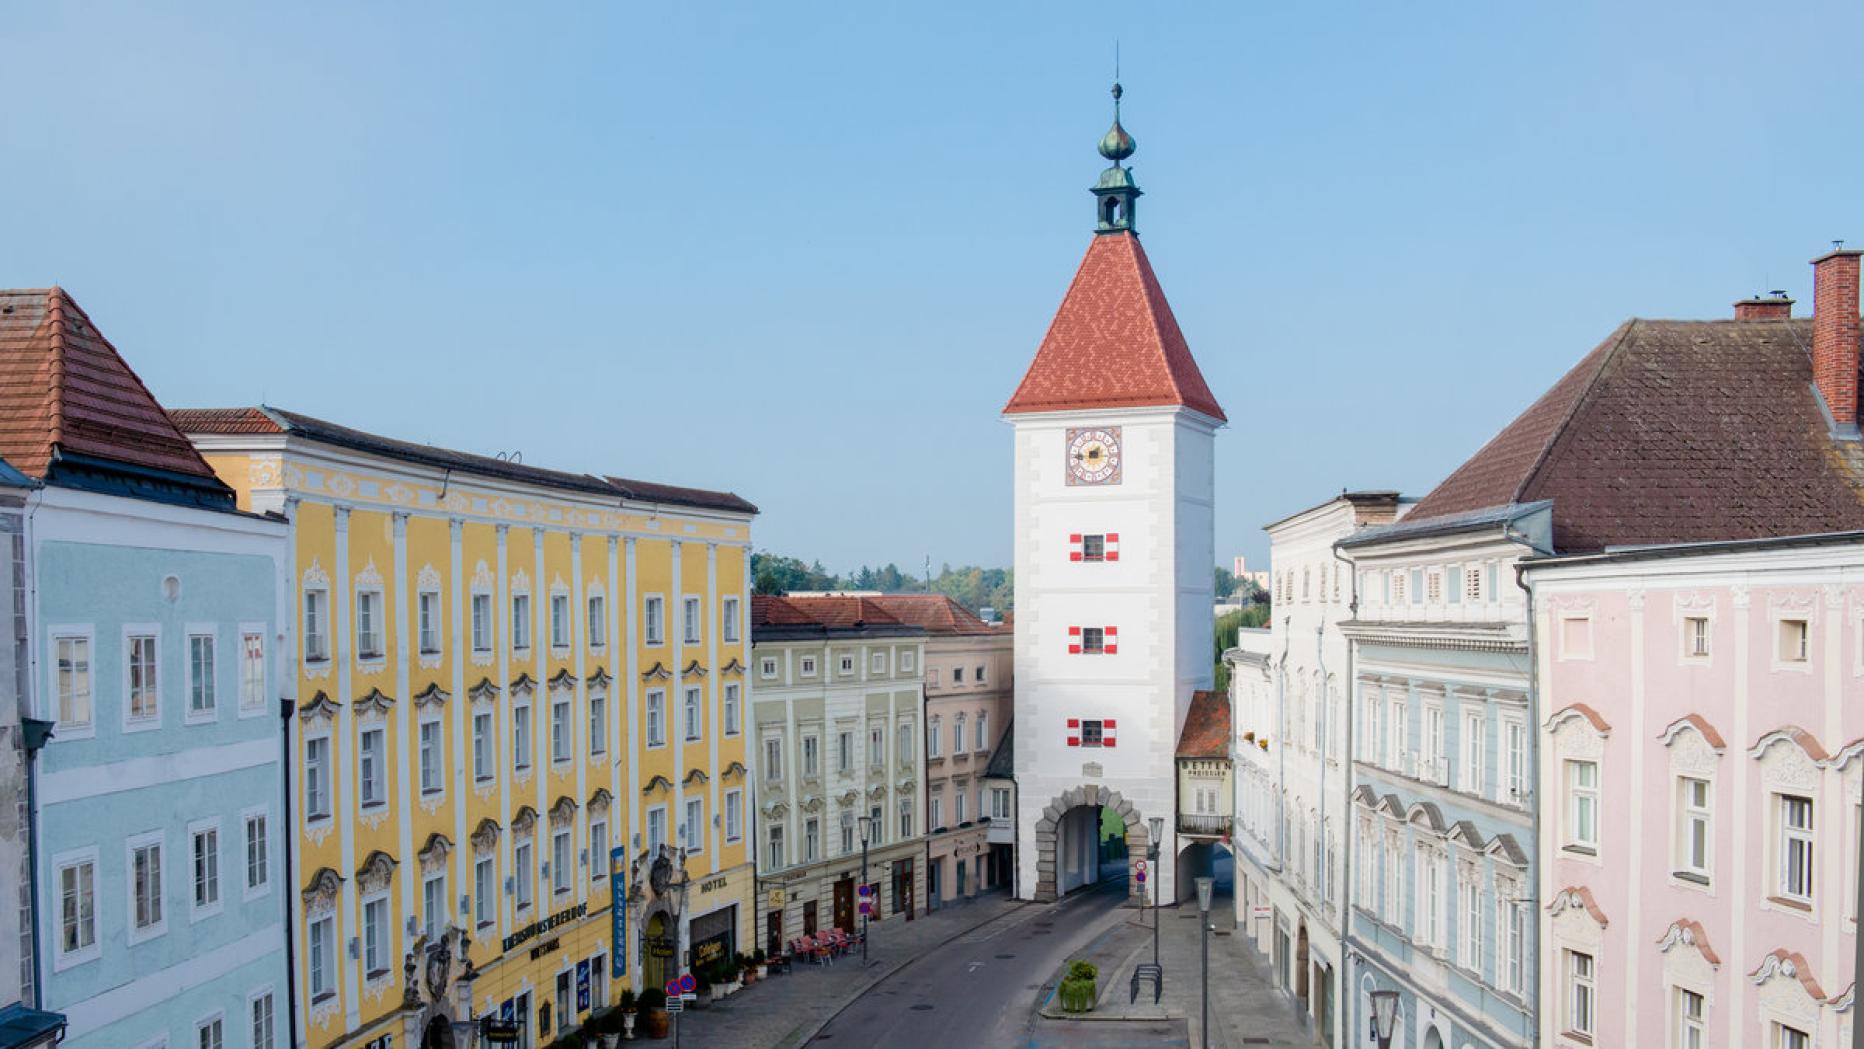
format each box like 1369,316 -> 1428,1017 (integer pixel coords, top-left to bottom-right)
1733,291 -> 1793,320
1811,245 -> 1862,432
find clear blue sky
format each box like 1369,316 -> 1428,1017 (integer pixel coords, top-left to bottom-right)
5,2 -> 1860,570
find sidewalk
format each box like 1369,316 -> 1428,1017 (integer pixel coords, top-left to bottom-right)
661,891 -> 1026,1049
1034,899 -> 1312,1049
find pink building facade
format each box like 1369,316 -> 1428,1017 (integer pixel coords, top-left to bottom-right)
1527,533 -> 1862,1049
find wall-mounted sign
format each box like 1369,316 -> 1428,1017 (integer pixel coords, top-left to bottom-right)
504,903 -> 588,953
699,875 -> 729,894
611,847 -> 629,979
529,937 -> 561,961
576,960 -> 591,1012
767,888 -> 785,908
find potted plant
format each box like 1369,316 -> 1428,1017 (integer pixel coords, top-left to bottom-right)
617,989 -> 638,1042
738,951 -> 756,986
1059,959 -> 1098,1013
638,988 -> 668,1039
752,948 -> 768,980
589,1006 -> 621,1049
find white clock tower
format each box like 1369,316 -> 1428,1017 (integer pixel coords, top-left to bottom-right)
1005,84 -> 1225,906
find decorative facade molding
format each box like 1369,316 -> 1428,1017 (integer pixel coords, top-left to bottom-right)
468,677 -> 500,705
681,659 -> 707,678
547,668 -> 578,693
641,662 -> 671,682
1656,919 -> 1722,967
418,833 -> 453,874
1546,702 -> 1613,736
354,687 -> 395,718
587,787 -> 613,815
1752,726 -> 1831,793
298,690 -> 340,723
1751,948 -> 1827,1029
413,682 -> 451,709
509,672 -> 536,696
549,795 -> 578,826
641,775 -> 672,797
511,806 -> 537,837
356,850 -> 398,895
586,666 -> 612,690
471,819 -> 501,855
301,866 -> 343,913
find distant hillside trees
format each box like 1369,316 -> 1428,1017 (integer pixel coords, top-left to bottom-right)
752,552 -> 1013,616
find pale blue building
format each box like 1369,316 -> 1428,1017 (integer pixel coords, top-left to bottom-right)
3,288 -> 290,1049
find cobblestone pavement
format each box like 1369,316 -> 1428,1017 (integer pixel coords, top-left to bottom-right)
658,891 -> 1027,1049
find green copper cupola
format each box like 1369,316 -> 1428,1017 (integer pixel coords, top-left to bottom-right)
1093,82 -> 1141,234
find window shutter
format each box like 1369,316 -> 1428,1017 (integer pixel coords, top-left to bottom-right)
1069,534 -> 1084,562
1067,626 -> 1082,655
1105,533 -> 1120,562
1066,717 -> 1080,747
1103,719 -> 1118,747
1103,625 -> 1118,655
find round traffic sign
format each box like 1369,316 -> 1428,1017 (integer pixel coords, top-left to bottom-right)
665,979 -> 680,997
678,973 -> 697,994
1136,870 -> 1147,883
1134,859 -> 1147,873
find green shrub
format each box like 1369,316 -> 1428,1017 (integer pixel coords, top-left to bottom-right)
638,988 -> 667,1012
1058,975 -> 1097,1012
1067,960 -> 1098,982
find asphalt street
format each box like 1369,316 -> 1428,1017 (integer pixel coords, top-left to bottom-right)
807,875 -> 1133,1049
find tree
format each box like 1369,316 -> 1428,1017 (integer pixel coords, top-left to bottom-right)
1214,565 -> 1239,600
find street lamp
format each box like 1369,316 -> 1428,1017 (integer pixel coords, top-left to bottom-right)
1146,816 -> 1164,969
1196,875 -> 1214,1049
1369,989 -> 1399,1049
857,814 -> 873,965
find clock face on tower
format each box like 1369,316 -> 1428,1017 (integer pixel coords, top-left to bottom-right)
1065,426 -> 1123,486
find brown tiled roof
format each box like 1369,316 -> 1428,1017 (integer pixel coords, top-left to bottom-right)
859,594 -> 1000,635
750,594 -> 908,629
0,288 -> 225,484
1404,318 -> 1864,552
171,406 -> 757,514
1175,689 -> 1229,758
1004,232 -> 1226,422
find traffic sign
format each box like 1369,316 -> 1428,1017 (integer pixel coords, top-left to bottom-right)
678,973 -> 697,994
666,996 -> 684,1015
1136,870 -> 1147,884
1134,859 -> 1148,873
857,884 -> 871,897
665,979 -> 680,997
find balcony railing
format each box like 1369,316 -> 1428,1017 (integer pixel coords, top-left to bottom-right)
1178,813 -> 1230,836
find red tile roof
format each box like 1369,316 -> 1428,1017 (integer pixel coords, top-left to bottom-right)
858,594 -> 1000,635
168,407 -> 284,435
1404,318 -> 1864,552
750,594 -> 908,629
1175,689 -> 1230,758
0,288 -> 224,483
1004,232 -> 1226,422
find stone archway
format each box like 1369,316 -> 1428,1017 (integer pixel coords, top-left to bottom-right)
1032,785 -> 1150,902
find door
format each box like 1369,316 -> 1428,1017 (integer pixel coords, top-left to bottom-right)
514,991 -> 532,1049
644,914 -> 669,993
766,908 -> 783,956
893,858 -> 913,919
833,878 -> 854,933
803,900 -> 818,936
957,860 -> 967,896
929,859 -> 942,908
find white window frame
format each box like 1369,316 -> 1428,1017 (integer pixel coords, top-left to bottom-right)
48,627 -> 95,737
1777,792 -> 1815,905
1566,759 -> 1600,854
52,845 -> 100,971
358,725 -> 387,808
901,650 -> 916,672
762,736 -> 782,781
1675,986 -> 1706,1049
1681,614 -> 1711,662
418,589 -> 443,655
550,591 -> 572,651
646,690 -> 666,749
511,591 -> 532,652
1503,717 -> 1529,806
247,987 -> 276,1049
839,654 -> 855,675
589,819 -> 608,884
767,823 -> 785,869
928,716 -> 942,759
590,692 -> 608,756
242,806 -> 271,900
683,595 -> 703,645
354,587 -> 385,660
474,855 -> 495,929
307,913 -> 336,1001
513,701 -> 533,771
551,697 -> 572,764
302,588 -> 329,663
723,683 -> 740,737
683,686 -> 702,742
643,594 -> 665,646
1674,776 -> 1712,884
420,716 -> 445,795
800,656 -> 817,677
760,658 -> 777,679
238,625 -> 267,717
473,711 -> 494,782
802,734 -> 819,779
186,626 -> 218,724
1558,615 -> 1595,661
976,711 -> 988,752
194,1011 -> 224,1049
361,891 -> 391,977
123,624 -> 162,732
304,732 -> 332,821
725,789 -> 743,843
551,829 -> 572,896
423,870 -> 447,938
1774,616 -> 1812,669
126,829 -> 167,944
514,840 -> 535,911
1566,949 -> 1595,1038
1460,709 -> 1486,797
646,805 -> 668,856
871,649 -> 888,674
722,596 -> 741,644
188,817 -> 223,921
588,592 -> 607,649
471,591 -> 493,652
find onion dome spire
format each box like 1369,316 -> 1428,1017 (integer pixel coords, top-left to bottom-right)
1091,82 -> 1142,235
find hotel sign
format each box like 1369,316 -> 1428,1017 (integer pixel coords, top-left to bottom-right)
503,903 -> 588,953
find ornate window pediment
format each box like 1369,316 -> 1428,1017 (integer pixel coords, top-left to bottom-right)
641,662 -> 671,682
356,850 -> 398,895
1446,819 -> 1485,851
1484,832 -> 1529,870
298,690 -> 340,723
548,668 -> 578,693
302,866 -> 344,912
471,818 -> 501,854
419,833 -> 453,873
1405,801 -> 1447,834
413,682 -> 451,709
1751,726 -> 1830,793
549,796 -> 578,826
587,787 -> 613,815
720,658 -> 745,676
1656,918 -> 1722,991
511,806 -> 538,837
721,761 -> 747,782
586,666 -> 613,690
641,774 -> 673,797
896,778 -> 917,795
838,790 -> 860,808
468,677 -> 500,705
509,672 -> 536,696
683,768 -> 709,788
1751,948 -> 1828,1033
1548,885 -> 1610,952
681,659 -> 708,678
866,784 -> 887,801
354,687 -> 395,717
1549,702 -> 1611,762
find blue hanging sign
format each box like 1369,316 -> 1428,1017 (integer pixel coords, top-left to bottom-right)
610,846 -> 628,979
577,960 -> 591,1011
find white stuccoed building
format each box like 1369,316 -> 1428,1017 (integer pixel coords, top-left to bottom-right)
1003,85 -> 1226,907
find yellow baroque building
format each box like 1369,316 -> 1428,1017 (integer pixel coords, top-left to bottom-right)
174,407 -> 757,1049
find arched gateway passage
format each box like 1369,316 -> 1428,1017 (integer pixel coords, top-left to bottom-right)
1033,785 -> 1153,902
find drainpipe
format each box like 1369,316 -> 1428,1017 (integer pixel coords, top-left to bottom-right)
1508,520 -> 1547,1049
21,717 -> 54,1011
1331,540 -> 1359,1049
279,697 -> 301,1049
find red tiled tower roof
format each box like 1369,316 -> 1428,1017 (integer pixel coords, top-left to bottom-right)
0,288 -> 225,485
1004,232 -> 1226,423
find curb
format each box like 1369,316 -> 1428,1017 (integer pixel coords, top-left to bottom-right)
778,899 -> 1033,1049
